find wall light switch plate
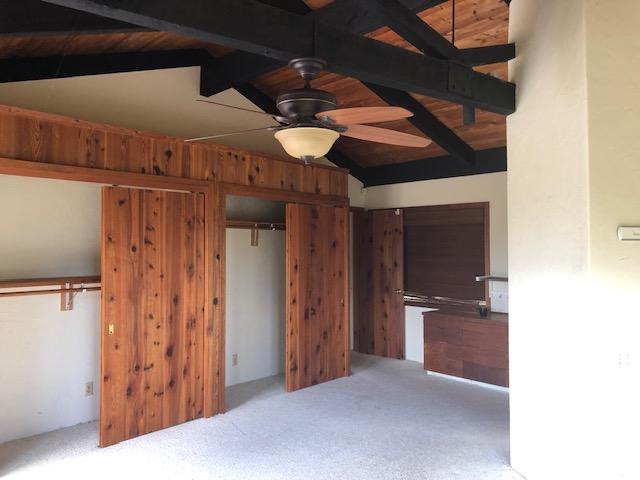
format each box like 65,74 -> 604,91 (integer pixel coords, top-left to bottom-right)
617,226 -> 640,241
232,354 -> 238,366
85,382 -> 94,396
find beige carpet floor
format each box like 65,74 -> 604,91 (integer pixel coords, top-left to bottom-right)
0,352 -> 521,480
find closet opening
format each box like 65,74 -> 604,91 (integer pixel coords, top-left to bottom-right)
0,175 -> 102,447
224,195 -> 286,409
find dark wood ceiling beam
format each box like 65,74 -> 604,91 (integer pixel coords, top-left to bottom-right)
364,82 -> 476,166
40,0 -> 515,115
364,0 -> 513,125
0,0 -> 149,36
233,82 -> 367,181
200,0 -> 514,96
0,49 -> 208,83
201,44 -> 515,98
461,44 -> 516,67
361,147 -> 507,186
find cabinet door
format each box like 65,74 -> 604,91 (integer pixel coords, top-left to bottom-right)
101,187 -> 205,446
285,203 -> 350,391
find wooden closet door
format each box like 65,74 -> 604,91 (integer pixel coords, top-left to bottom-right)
371,209 -> 405,359
100,187 -> 205,447
285,204 -> 350,392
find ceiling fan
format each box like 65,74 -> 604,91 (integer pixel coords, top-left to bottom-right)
186,57 -> 431,164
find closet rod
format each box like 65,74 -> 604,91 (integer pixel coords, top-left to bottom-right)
0,275 -> 101,289
226,220 -> 286,231
0,286 -> 101,298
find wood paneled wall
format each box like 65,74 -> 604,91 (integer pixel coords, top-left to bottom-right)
0,105 -> 348,195
285,204 -> 350,391
101,188 -> 205,446
0,104 -> 349,423
352,209 -> 373,354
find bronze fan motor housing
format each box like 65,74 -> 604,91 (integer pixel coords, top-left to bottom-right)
276,88 -> 337,122
276,58 -> 337,124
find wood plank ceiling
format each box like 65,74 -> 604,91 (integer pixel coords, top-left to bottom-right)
0,0 -> 509,174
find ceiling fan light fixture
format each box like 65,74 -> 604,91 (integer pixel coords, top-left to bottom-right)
275,127 -> 339,162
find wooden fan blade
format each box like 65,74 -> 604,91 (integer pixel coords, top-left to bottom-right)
317,106 -> 413,125
342,124 -> 431,148
184,126 -> 279,143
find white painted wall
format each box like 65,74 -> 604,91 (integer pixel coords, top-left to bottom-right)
364,172 -> 509,311
0,175 -> 101,279
404,306 -> 438,363
0,175 -> 101,444
508,1 -> 640,478
225,229 -> 285,386
0,293 -> 100,444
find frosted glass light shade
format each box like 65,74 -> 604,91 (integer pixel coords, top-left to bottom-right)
274,127 -> 340,160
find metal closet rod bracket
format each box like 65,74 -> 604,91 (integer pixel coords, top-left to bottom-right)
0,276 -> 101,311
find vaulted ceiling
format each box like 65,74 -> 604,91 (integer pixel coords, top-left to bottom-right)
0,0 -> 513,185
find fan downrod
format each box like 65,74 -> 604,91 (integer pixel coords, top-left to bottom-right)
288,57 -> 327,87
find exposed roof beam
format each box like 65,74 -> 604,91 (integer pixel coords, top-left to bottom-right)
0,0 -> 149,36
200,0 -> 447,95
200,0 -> 514,96
364,82 -> 476,166
364,0 -> 513,125
461,44 -> 516,67
40,0 -> 515,115
0,49 -> 208,83
361,147 -> 507,186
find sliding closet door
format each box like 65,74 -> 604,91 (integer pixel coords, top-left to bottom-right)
100,187 -> 205,447
285,203 -> 349,392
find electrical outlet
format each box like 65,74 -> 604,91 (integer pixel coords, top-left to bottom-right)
85,381 -> 94,396
232,354 -> 238,366
617,353 -> 631,368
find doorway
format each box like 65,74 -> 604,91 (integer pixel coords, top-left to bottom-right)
218,187 -> 351,410
225,195 -> 286,408
0,175 -> 102,446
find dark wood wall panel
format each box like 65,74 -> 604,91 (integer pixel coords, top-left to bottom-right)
101,187 -> 205,446
403,203 -> 489,302
286,204 -> 350,391
352,209 -> 373,354
372,209 -> 405,359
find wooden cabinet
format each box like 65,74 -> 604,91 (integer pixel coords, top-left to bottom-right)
423,310 -> 508,387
